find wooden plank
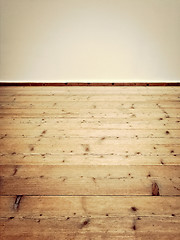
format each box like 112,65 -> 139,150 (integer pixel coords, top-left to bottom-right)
0,165 -> 179,196
0,86 -> 179,93
0,217 -> 179,240
0,95 -> 179,102
0,153 -> 179,165
0,136 -> 179,145
1,165 -> 179,178
0,139 -> 179,155
0,107 -> 179,115
0,118 -> 179,131
0,110 -> 179,119
1,129 -> 180,138
0,196 -> 179,218
1,101 -> 180,109
0,117 -> 179,125
1,123 -> 178,130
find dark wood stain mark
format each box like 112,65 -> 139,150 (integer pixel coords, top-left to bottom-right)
132,224 -> 136,230
11,152 -> 16,155
166,131 -> 170,135
131,207 -> 138,212
159,118 -> 163,120
66,217 -> 70,220
85,147 -> 89,152
1,134 -> 7,139
14,195 -> 23,210
101,137 -> 105,141
9,217 -> 14,220
174,186 -> 180,191
147,173 -> 151,177
172,214 -> 175,216
80,218 -> 90,228
160,160 -> 164,165
42,130 -> 47,135
92,177 -> 96,183
152,182 -> 160,196
13,167 -> 18,176
106,213 -> 109,216
171,150 -> 174,153
136,152 -> 141,155
30,147 -> 34,151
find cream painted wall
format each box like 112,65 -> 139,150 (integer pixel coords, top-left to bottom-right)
0,0 -> 180,82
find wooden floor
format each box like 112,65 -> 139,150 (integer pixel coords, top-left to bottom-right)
0,86 -> 180,239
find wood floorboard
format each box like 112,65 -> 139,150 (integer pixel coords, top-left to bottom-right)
1,196 -> 179,217
0,86 -> 180,239
1,129 -> 180,138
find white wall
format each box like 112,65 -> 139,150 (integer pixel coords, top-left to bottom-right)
0,0 -> 180,82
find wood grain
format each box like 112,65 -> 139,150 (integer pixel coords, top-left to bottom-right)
1,196 -> 179,217
0,165 -> 179,196
0,217 -> 180,240
0,86 -> 179,239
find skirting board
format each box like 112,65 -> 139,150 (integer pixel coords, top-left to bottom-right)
0,82 -> 180,86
